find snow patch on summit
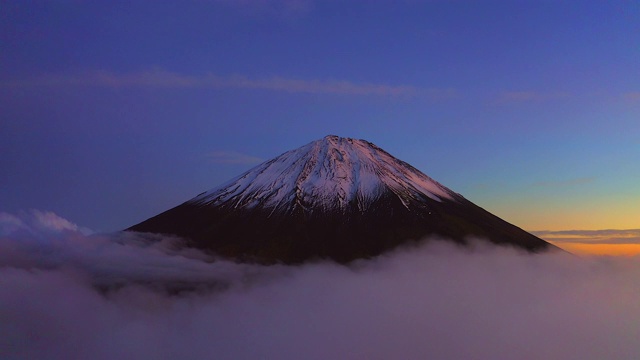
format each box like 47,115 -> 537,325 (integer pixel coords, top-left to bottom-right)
190,135 -> 456,212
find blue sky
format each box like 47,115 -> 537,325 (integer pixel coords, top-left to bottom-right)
1,0 -> 638,232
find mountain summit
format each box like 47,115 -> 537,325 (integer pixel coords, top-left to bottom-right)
129,135 -> 554,263
192,135 -> 455,212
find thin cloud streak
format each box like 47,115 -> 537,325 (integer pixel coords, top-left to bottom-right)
532,229 -> 640,245
495,90 -> 570,104
623,92 -> 640,101
1,69 -> 454,98
532,177 -> 595,189
206,151 -> 263,165
214,0 -> 314,19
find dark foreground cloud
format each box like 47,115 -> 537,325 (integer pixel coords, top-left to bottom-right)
1,211 -> 639,360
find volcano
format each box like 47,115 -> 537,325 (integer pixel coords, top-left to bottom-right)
128,135 -> 555,263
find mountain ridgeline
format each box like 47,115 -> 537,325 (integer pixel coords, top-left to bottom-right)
128,135 -> 555,263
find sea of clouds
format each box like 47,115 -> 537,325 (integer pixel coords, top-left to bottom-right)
1,210 -> 639,360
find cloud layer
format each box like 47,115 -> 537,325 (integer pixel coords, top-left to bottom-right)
496,90 -> 570,103
2,69 -> 445,98
1,211 -> 640,359
206,150 -> 263,165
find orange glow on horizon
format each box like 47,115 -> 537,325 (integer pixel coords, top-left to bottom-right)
537,229 -> 640,256
550,242 -> 640,256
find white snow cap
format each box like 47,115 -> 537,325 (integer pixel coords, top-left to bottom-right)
190,135 -> 456,211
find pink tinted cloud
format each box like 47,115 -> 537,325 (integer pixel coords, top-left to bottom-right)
496,90 -> 570,103
532,229 -> 640,245
215,0 -> 314,19
623,92 -> 640,101
1,69 -> 453,99
206,151 -> 263,165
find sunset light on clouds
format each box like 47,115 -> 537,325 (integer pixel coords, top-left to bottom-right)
533,229 -> 640,256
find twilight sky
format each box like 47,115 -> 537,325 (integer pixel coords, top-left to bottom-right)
1,1 -> 638,252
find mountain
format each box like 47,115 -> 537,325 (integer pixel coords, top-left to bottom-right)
128,135 -> 555,263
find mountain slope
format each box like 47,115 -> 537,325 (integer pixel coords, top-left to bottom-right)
128,135 -> 555,263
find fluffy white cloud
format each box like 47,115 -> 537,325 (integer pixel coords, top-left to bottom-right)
1,211 -> 639,359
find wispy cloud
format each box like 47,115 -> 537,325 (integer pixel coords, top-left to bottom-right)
623,92 -> 640,102
532,229 -> 640,245
214,0 -> 314,19
495,90 -> 570,104
206,151 -> 263,165
1,69 -> 454,98
0,210 -> 91,236
532,177 -> 595,189
232,75 -> 420,96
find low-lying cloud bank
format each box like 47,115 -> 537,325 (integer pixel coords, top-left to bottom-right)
1,210 -> 639,360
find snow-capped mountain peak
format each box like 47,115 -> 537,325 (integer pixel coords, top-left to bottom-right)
129,135 -> 555,263
189,135 -> 456,213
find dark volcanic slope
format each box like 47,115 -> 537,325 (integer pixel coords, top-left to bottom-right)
129,135 -> 555,263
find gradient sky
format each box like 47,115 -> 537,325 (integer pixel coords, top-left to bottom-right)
1,1 -> 638,253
